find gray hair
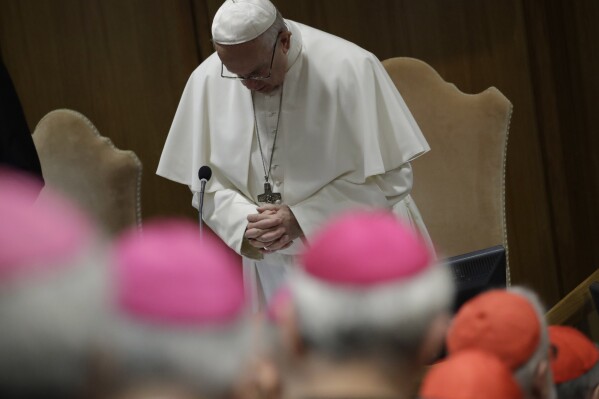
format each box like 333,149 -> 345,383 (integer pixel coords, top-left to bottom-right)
257,10 -> 288,50
509,286 -> 557,399
103,310 -> 254,399
556,352 -> 599,399
289,261 -> 455,362
0,240 -> 109,398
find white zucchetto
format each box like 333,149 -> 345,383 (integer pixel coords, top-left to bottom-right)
212,0 -> 277,45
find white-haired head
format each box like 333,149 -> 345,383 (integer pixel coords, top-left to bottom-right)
510,287 -> 556,399
289,210 -> 455,363
548,325 -> 599,399
447,286 -> 557,399
0,169 -> 109,398
104,219 -> 253,398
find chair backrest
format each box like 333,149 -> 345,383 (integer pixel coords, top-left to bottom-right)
383,57 -> 512,277
546,268 -> 599,341
33,109 -> 142,236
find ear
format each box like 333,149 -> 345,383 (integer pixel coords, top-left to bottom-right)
418,312 -> 451,364
592,384 -> 599,399
233,356 -> 282,399
280,30 -> 292,54
533,360 -> 555,399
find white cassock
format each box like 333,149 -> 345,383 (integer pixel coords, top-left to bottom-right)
157,20 -> 431,311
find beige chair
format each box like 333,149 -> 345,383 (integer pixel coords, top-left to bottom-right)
383,57 -> 512,281
33,109 -> 142,236
546,268 -> 599,341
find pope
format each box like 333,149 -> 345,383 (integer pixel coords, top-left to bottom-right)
157,0 -> 431,310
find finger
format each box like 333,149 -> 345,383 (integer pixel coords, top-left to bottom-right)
248,239 -> 264,248
256,204 -> 280,213
245,228 -> 279,242
245,228 -> 268,239
247,212 -> 273,223
248,238 -> 277,248
263,235 -> 291,252
258,227 -> 286,242
259,239 -> 292,254
261,243 -> 285,253
247,217 -> 282,230
257,207 -> 277,215
279,240 -> 294,250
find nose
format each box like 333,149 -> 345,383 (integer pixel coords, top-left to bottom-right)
241,79 -> 262,90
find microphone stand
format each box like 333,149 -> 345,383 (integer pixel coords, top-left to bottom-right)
197,165 -> 212,241
199,178 -> 207,240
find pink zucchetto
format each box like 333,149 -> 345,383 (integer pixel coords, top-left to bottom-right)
0,169 -> 93,280
212,0 -> 277,45
113,219 -> 245,325
301,210 -> 433,286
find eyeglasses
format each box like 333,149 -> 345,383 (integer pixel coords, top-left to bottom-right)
220,33 -> 280,81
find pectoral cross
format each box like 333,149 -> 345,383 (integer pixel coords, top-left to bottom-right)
258,182 -> 282,204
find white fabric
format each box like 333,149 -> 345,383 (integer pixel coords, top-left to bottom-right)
158,20 -> 431,310
212,0 -> 277,45
242,253 -> 294,312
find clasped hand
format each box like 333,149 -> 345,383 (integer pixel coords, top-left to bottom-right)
245,204 -> 303,254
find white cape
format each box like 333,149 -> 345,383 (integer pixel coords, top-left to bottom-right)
158,21 -> 430,254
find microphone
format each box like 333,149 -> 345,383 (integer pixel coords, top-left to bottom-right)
198,166 -> 212,239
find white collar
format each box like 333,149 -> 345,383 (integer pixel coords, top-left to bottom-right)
284,20 -> 302,72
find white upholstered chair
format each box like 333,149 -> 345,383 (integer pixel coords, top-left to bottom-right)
383,57 -> 512,281
32,109 -> 142,236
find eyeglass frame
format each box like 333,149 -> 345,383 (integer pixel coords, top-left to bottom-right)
219,32 -> 281,81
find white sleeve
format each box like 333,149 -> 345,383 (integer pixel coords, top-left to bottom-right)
371,162 -> 413,208
192,188 -> 256,255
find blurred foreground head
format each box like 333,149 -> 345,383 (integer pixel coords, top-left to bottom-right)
548,325 -> 599,399
419,350 -> 524,399
446,287 -> 557,399
0,169 -> 108,398
105,219 -> 252,399
279,210 -> 454,398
